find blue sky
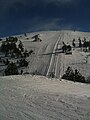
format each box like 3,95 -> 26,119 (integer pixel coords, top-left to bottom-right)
0,0 -> 90,37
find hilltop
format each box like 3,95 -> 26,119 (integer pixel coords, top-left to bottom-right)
0,30 -> 90,82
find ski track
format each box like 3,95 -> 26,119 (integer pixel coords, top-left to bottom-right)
55,33 -> 65,78
46,33 -> 61,76
46,31 -> 65,79
46,32 -> 64,77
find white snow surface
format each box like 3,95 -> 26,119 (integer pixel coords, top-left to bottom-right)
0,75 -> 90,120
0,30 -> 90,120
1,30 -> 90,78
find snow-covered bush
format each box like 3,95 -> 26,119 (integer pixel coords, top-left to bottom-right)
62,66 -> 74,81
62,67 -> 85,83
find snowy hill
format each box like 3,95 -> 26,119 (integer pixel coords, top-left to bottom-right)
0,30 -> 90,80
0,30 -> 90,119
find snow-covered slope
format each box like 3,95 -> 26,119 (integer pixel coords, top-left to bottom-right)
0,30 -> 90,120
0,75 -> 90,120
1,30 -> 90,79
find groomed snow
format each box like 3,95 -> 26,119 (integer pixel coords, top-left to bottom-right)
0,75 -> 90,120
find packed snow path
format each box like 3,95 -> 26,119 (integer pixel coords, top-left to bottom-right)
46,32 -> 64,78
0,75 -> 90,120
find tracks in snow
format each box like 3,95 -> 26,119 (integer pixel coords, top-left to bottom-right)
46,32 -> 65,79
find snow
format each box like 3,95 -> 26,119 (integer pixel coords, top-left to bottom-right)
0,30 -> 90,119
1,30 -> 90,78
18,30 -> 90,78
0,75 -> 90,120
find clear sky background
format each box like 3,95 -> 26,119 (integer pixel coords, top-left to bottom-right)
0,0 -> 90,37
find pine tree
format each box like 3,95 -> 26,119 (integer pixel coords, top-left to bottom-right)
5,62 -> 19,76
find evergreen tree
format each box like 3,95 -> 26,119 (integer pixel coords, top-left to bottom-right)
72,39 -> 76,47
19,59 -> 28,67
5,62 -> 19,76
18,41 -> 24,52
